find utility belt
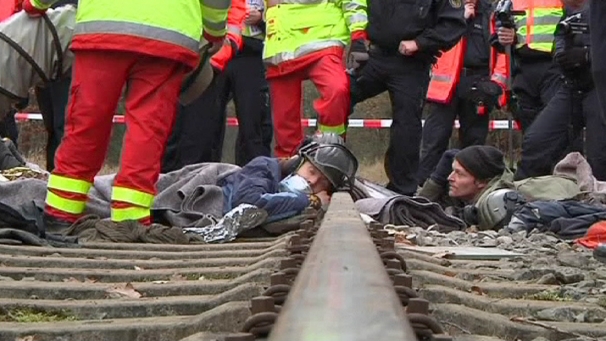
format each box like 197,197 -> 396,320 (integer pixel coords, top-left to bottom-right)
460,66 -> 489,77
368,43 -> 435,64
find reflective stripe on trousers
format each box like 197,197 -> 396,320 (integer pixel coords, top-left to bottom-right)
111,186 -> 155,222
46,174 -> 92,215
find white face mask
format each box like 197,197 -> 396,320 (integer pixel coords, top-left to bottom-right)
279,174 -> 312,195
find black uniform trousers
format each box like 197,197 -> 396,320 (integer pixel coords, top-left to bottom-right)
418,70 -> 491,185
515,84 -> 606,181
162,50 -> 272,173
35,73 -> 72,171
352,49 -> 431,196
511,59 -> 563,132
208,52 -> 272,167
590,0 -> 606,125
162,85 -> 222,173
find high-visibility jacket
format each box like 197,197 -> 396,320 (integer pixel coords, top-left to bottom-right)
263,0 -> 368,65
30,0 -> 231,70
427,14 -> 509,106
210,0 -> 248,71
513,0 -> 562,53
0,0 -> 20,22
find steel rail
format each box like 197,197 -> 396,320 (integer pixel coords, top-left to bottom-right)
268,192 -> 417,341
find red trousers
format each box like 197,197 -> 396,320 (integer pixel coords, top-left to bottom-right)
268,52 -> 350,157
46,50 -> 185,223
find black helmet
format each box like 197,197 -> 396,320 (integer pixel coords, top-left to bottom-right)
298,142 -> 358,191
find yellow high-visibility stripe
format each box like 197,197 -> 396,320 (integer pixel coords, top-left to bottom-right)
111,187 -> 154,207
111,206 -> 151,222
318,123 -> 346,135
45,191 -> 86,215
47,174 -> 92,195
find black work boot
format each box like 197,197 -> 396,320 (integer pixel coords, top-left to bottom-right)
595,244 -> 606,265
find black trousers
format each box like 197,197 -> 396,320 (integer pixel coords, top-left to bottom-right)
418,72 -> 491,186
210,53 -> 272,166
162,52 -> 272,173
352,51 -> 431,196
511,59 -> 563,132
590,0 -> 606,126
35,74 -> 72,171
515,84 -> 606,181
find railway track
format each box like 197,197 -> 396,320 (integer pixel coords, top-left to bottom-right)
0,193 -> 604,341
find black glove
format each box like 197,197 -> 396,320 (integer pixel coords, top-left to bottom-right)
347,39 -> 369,71
350,39 -> 367,54
465,79 -> 503,108
430,149 -> 460,187
554,47 -> 589,70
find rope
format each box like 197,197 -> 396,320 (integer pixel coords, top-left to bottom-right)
62,215 -> 205,244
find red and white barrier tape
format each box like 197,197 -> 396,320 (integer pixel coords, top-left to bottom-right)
15,113 -> 521,131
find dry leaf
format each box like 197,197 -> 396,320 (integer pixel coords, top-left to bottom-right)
394,232 -> 414,245
444,271 -> 457,277
170,273 -> 187,282
470,286 -> 485,295
62,277 -> 81,283
85,277 -> 98,283
105,282 -> 142,299
134,266 -> 143,271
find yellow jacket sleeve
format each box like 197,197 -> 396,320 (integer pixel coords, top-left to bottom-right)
200,0 -> 232,43
340,0 -> 368,35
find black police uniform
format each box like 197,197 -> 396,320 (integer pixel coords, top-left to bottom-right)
515,3 -> 606,181
492,4 -> 563,133
162,37 -> 273,172
589,0 -> 606,125
35,0 -> 78,171
418,0 -> 497,185
351,0 -> 466,196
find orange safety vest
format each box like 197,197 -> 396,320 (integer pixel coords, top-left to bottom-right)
0,0 -> 21,22
426,14 -> 509,107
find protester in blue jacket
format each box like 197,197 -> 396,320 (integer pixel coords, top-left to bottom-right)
221,133 -> 358,223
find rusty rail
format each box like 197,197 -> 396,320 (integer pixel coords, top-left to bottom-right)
267,193 -> 418,341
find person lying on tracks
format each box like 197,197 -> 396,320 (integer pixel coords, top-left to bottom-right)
417,145 -> 605,234
0,133 -> 358,244
418,145 -> 526,231
220,133 -> 358,226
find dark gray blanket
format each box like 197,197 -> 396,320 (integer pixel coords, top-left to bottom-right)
0,163 -> 240,230
355,195 -> 466,232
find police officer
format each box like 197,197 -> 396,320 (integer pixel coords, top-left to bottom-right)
351,0 -> 467,196
206,0 -> 272,167
588,0 -> 606,125
494,0 -> 563,132
418,0 -> 507,186
515,0 -> 606,181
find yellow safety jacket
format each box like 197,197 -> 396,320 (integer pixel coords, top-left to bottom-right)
513,0 -> 562,53
263,0 -> 367,65
31,0 -> 231,70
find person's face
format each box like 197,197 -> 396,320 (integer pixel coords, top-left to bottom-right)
296,161 -> 332,194
447,160 -> 487,202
